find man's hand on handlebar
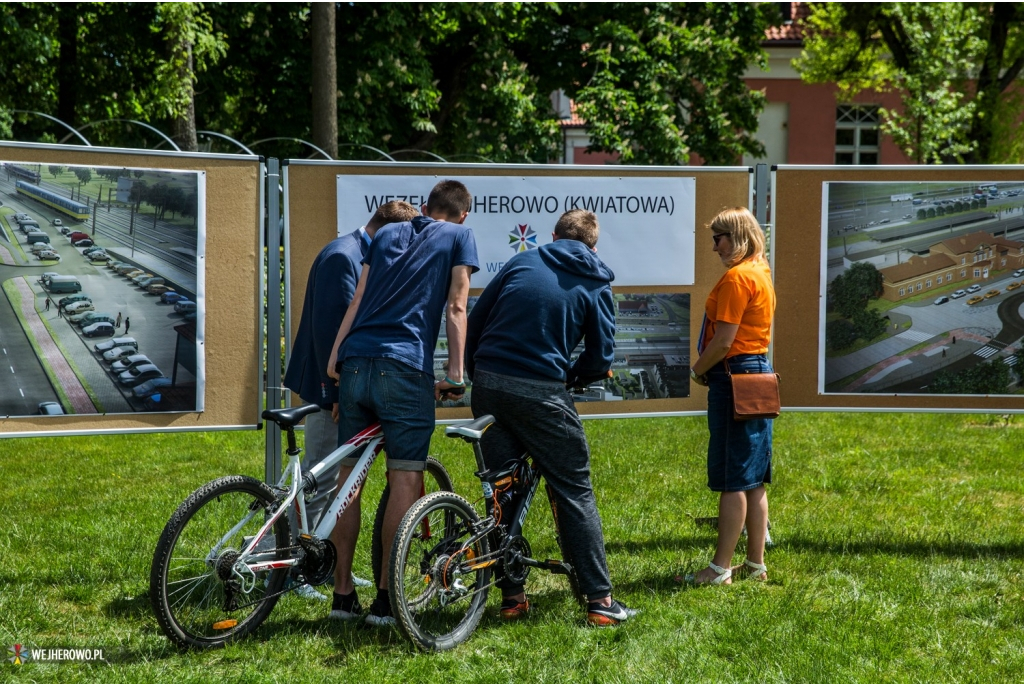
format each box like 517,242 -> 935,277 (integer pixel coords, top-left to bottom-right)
435,379 -> 466,401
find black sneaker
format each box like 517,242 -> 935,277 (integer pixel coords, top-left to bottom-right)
586,599 -> 639,626
364,596 -> 396,627
329,591 -> 362,620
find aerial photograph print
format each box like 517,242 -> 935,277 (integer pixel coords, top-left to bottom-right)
0,161 -> 204,417
821,180 -> 1024,396
435,292 -> 691,408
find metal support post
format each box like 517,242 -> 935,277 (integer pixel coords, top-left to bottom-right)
265,158 -> 283,483
754,163 -> 769,226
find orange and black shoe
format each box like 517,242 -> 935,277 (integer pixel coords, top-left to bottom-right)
586,599 -> 639,627
499,597 -> 530,620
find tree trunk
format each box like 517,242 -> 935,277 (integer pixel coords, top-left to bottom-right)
172,39 -> 198,152
57,3 -> 79,128
311,2 -> 337,159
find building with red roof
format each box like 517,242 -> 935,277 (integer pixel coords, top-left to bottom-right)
557,2 -> 915,167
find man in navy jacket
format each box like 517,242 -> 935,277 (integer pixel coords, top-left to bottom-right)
466,209 -> 637,626
283,200 -> 417,603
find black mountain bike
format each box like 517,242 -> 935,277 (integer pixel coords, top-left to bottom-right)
387,413 -> 586,651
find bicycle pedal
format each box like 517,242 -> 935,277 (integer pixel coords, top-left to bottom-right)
543,559 -> 573,575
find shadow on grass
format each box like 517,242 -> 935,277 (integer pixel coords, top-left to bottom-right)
604,533 -> 715,554
104,592 -> 151,619
772,533 -> 1024,560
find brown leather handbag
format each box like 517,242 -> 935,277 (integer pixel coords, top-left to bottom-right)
724,358 -> 781,421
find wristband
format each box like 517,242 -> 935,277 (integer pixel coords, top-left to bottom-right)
690,369 -> 705,383
442,375 -> 465,387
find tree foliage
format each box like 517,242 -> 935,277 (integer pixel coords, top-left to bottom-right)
0,2 -> 773,164
828,262 -> 884,318
552,3 -> 775,164
826,262 -> 887,351
797,2 -> 1024,164
929,359 -> 1011,394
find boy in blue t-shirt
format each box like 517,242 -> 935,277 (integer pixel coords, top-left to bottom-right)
326,179 -> 479,625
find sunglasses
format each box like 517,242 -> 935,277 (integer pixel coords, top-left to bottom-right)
712,232 -> 730,245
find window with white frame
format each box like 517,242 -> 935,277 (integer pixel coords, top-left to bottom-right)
835,105 -> 880,164
961,269 -> 966,277
974,268 -> 981,277
899,288 -> 905,296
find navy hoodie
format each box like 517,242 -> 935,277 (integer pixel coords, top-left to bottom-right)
466,239 -> 615,384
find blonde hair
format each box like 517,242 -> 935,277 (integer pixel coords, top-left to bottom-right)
710,207 -> 766,267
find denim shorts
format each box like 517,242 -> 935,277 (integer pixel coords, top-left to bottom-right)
705,353 -> 773,492
337,357 -> 436,471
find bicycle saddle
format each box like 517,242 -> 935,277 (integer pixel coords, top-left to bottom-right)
445,414 -> 495,442
262,404 -> 321,428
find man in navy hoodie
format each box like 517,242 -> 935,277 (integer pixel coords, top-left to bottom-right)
466,208 -> 637,626
283,200 -> 417,602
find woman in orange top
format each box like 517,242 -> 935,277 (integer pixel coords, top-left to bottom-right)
686,207 -> 776,585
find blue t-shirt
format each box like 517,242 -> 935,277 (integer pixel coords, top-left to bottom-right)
340,215 -> 479,374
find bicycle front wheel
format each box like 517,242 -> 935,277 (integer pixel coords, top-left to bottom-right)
149,475 -> 293,649
389,491 -> 491,651
371,455 -> 454,587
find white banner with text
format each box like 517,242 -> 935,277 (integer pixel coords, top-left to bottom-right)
336,174 -> 696,287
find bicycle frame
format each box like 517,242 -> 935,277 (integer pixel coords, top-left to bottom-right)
208,422 -> 385,577
446,432 -> 570,583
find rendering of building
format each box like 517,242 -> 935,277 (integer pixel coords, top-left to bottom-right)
879,231 -> 1024,301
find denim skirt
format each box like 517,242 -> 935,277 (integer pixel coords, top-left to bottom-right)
705,353 -> 773,492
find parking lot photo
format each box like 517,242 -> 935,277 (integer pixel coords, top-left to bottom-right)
434,293 -> 691,408
0,161 -> 204,416
821,180 -> 1024,395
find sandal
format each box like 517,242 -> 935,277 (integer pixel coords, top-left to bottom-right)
676,561 -> 732,586
739,559 -> 767,581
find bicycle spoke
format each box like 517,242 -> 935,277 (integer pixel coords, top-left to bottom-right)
391,492 -> 491,651
151,476 -> 292,648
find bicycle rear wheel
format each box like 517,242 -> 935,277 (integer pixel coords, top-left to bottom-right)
389,491 -> 491,651
371,456 -> 453,587
150,475 -> 293,649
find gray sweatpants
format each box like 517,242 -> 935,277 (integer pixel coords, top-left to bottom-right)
471,369 -> 612,601
302,408 -> 342,531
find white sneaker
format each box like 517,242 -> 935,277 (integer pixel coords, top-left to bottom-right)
351,574 -> 373,588
290,582 -> 328,602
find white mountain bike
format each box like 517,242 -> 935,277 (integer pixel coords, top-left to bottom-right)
149,404 -> 453,649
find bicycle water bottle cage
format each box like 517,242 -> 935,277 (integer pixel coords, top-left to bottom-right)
262,404 -> 321,430
445,414 -> 495,443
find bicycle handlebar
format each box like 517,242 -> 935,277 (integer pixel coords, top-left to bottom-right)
566,369 -> 613,393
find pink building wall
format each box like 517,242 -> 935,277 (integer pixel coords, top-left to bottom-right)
746,78 -> 915,165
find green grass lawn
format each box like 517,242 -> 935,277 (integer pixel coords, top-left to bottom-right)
2,413 -> 1024,682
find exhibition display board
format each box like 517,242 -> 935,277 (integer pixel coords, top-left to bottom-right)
773,164 -> 1024,411
284,160 -> 752,419
0,142 -> 263,435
